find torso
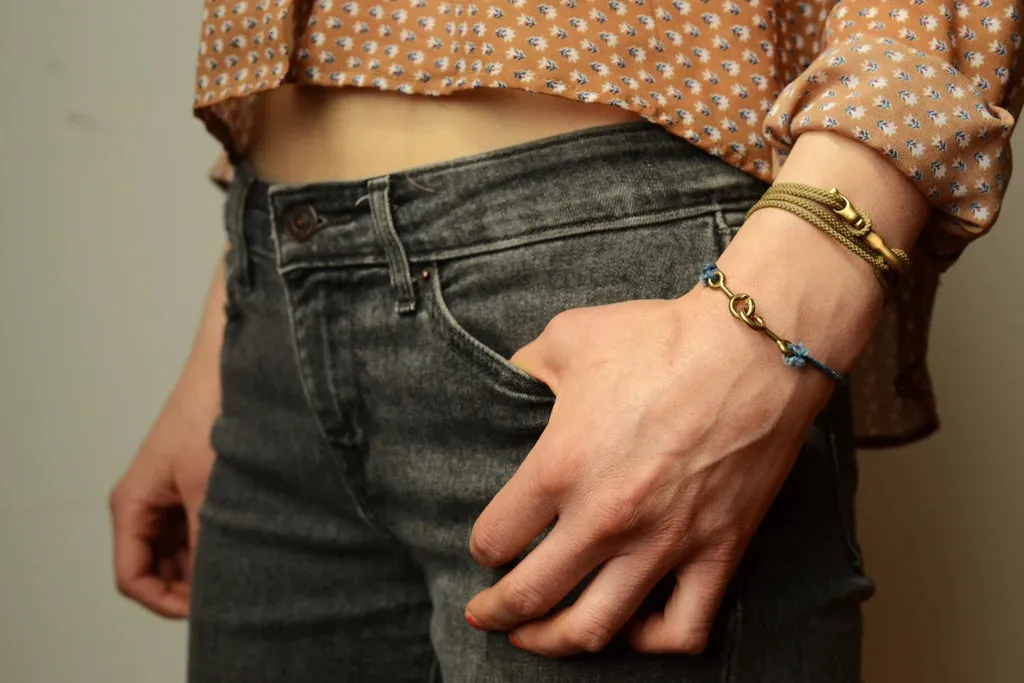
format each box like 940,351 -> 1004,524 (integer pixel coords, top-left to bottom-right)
247,85 -> 642,184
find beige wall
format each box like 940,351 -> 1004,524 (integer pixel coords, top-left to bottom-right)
860,204 -> 1024,679
0,2 -> 1020,682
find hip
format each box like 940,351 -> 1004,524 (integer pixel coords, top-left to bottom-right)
202,125 -> 873,680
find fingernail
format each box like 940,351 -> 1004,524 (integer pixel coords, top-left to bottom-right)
465,611 -> 482,629
509,632 -> 524,649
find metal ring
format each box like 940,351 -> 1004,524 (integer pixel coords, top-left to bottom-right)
741,310 -> 767,330
728,293 -> 753,321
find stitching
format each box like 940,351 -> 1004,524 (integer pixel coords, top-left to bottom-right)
276,198 -> 759,276
425,262 -> 555,403
271,196 -> 386,536
367,176 -> 417,313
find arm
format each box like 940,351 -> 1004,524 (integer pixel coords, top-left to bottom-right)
716,129 -> 931,378
109,250 -> 227,617
462,146 -> 914,654
184,250 -> 229,388
719,0 -> 1024,395
463,0 -> 1023,657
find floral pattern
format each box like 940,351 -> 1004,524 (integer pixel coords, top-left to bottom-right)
193,0 -> 1024,445
196,0 -> 1024,239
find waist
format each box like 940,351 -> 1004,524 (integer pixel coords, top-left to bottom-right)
247,85 -> 643,183
235,121 -> 767,268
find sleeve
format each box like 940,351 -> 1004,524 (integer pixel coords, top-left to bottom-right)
762,0 -> 1024,240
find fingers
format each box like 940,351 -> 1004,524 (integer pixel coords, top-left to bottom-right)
470,325 -> 568,568
469,440 -> 562,568
111,495 -> 191,619
509,551 -> 669,657
629,556 -> 734,654
509,338 -> 558,392
466,517 -> 613,632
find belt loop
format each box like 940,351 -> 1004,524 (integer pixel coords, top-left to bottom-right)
224,162 -> 256,291
367,176 -> 417,314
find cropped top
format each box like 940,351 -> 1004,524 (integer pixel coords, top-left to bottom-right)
194,1 -> 1024,446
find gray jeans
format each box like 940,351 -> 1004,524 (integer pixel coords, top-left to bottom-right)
189,122 -> 875,682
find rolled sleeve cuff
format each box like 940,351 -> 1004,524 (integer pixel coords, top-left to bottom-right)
763,35 -> 1016,241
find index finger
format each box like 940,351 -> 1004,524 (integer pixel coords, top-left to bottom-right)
470,452 -> 559,568
469,418 -> 571,569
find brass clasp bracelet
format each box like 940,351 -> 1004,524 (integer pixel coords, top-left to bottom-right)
700,263 -> 843,382
747,183 -> 910,298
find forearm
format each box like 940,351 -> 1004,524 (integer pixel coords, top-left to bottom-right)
773,131 -> 931,252
175,248 -> 228,413
712,132 -> 931,375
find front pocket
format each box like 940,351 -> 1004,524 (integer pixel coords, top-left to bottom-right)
426,262 -> 555,400
424,212 -> 722,398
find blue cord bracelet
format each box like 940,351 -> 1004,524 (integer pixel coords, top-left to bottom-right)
699,263 -> 844,383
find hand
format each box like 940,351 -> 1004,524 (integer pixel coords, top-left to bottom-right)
464,288 -> 837,657
109,361 -> 219,618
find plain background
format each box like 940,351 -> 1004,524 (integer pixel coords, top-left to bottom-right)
1,2 -> 1020,682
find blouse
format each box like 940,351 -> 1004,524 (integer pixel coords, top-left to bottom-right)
194,0 -> 1024,447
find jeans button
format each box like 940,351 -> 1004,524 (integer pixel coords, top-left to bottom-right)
282,205 -> 319,242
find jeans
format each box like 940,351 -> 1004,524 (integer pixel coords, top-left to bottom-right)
188,122 -> 875,682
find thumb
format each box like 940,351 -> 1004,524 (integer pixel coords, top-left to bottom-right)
183,507 -> 201,584
187,504 -> 202,554
509,338 -> 558,392
183,483 -> 208,578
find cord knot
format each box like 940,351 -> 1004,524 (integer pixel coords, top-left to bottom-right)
700,262 -> 719,286
783,342 -> 810,369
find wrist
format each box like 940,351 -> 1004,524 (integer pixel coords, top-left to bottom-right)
708,209 -> 884,374
177,348 -> 222,417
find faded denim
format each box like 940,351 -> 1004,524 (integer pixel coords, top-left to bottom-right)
188,122 -> 875,683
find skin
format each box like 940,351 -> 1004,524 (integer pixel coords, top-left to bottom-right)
466,131 -> 929,656
109,256 -> 225,618
110,88 -> 929,654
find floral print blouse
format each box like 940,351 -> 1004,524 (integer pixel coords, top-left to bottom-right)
194,0 -> 1024,446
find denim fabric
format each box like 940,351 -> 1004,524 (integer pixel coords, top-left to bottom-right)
189,122 -> 876,683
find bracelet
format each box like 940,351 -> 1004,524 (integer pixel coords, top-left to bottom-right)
699,263 -> 843,382
781,184 -> 910,277
747,183 -> 911,297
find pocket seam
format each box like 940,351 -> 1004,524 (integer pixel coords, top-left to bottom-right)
822,404 -> 867,573
425,262 -> 555,402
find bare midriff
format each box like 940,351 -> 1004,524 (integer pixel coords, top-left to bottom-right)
247,85 -> 642,184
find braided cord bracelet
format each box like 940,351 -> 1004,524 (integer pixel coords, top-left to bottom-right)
747,183 -> 911,299
767,184 -> 910,273
700,263 -> 843,382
